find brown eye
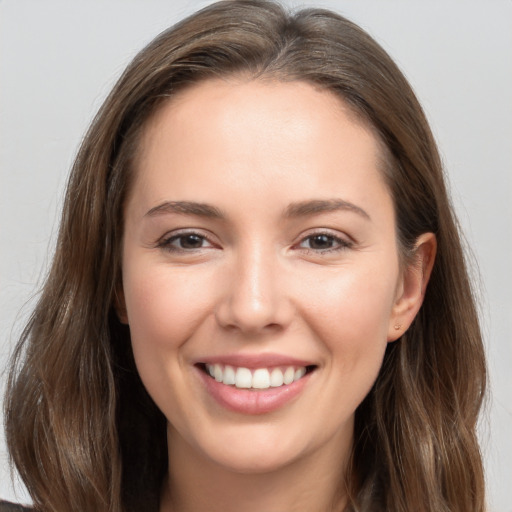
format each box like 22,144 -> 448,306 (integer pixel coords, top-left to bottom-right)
306,234 -> 336,250
298,233 -> 351,253
175,234 -> 206,249
159,232 -> 214,252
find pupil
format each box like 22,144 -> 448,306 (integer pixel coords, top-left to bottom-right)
181,234 -> 203,249
310,235 -> 332,249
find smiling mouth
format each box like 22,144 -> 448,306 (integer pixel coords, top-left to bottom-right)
199,363 -> 316,390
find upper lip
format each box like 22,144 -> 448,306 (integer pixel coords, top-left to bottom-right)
195,353 -> 316,369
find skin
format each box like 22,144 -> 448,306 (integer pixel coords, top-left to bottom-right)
118,79 -> 436,512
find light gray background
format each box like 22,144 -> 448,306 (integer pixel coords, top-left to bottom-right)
1,0 -> 511,509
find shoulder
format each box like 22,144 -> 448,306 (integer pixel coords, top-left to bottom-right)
0,501 -> 33,511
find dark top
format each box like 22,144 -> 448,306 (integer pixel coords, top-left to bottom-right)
0,501 -> 32,511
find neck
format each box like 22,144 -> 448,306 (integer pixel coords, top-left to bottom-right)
160,426 -> 351,512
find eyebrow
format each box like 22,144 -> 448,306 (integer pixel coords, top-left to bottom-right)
145,201 -> 224,219
144,198 -> 370,221
284,199 -> 371,220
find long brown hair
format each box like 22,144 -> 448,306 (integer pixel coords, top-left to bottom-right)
4,1 -> 486,511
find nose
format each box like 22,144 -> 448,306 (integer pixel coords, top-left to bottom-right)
215,244 -> 293,334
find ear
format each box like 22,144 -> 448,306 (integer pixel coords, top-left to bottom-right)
114,285 -> 129,325
388,232 -> 437,341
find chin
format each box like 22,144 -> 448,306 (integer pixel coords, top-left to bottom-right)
210,448 -> 300,475
193,425 -> 315,475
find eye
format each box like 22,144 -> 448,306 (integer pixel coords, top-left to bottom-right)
158,232 -> 214,252
298,233 -> 351,252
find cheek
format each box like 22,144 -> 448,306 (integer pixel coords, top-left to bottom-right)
121,262 -> 219,385
297,260 -> 398,378
299,268 -> 396,421
301,260 -> 398,333
121,264 -> 220,425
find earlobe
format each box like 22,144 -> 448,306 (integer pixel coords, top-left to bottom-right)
388,232 -> 437,341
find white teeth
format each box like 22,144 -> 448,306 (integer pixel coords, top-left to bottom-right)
204,364 -> 309,389
235,367 -> 252,388
270,368 -> 284,387
283,366 -> 295,385
223,365 -> 236,385
214,364 -> 223,382
252,368 -> 270,389
294,367 -> 306,380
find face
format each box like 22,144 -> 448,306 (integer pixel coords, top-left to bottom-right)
119,79 -> 418,475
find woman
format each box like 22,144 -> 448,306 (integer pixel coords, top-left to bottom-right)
2,1 -> 486,511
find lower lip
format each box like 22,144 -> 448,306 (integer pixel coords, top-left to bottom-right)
197,367 -> 312,415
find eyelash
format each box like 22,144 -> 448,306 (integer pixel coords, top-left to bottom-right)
296,232 -> 353,254
156,230 -> 353,254
157,230 -> 215,252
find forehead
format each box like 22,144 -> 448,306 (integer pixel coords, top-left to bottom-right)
139,78 -> 380,156
127,78 -> 391,219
